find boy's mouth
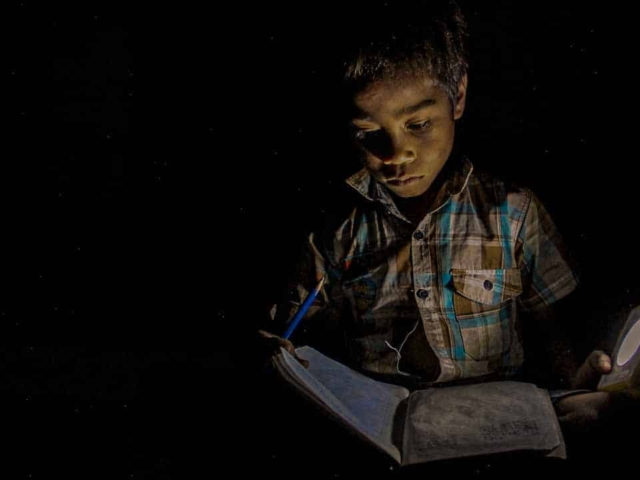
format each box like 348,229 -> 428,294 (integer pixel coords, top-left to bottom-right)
387,176 -> 423,187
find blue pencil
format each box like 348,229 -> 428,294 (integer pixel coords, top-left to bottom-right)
282,276 -> 326,340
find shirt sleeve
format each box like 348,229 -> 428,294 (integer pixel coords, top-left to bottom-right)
270,231 -> 328,328
516,191 -> 580,312
268,231 -> 347,357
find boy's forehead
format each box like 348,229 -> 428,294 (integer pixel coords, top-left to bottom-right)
350,75 -> 446,119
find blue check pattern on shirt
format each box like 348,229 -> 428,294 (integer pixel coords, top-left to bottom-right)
273,159 -> 579,384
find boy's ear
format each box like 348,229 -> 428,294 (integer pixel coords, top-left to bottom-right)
453,74 -> 468,120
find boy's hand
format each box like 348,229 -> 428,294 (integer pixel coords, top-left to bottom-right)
571,349 -> 612,390
555,390 -> 611,430
257,329 -> 310,368
555,350 -> 612,430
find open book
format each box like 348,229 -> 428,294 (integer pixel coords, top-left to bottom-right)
271,346 -> 565,467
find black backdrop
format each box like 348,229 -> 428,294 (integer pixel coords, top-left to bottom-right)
3,1 -> 639,478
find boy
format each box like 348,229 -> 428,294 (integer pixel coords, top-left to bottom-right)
258,0 -> 614,434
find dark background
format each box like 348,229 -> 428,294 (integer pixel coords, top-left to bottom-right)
3,1 -> 639,478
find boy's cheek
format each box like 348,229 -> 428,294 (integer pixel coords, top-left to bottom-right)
361,157 -> 384,176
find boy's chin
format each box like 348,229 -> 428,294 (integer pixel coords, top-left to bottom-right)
385,182 -> 431,199
389,190 -> 429,200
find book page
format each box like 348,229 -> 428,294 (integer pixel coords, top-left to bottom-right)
272,346 -> 409,464
401,381 -> 563,466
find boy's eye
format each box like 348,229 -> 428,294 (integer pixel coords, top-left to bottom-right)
351,127 -> 381,141
407,120 -> 432,131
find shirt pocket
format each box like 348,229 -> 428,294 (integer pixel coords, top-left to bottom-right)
449,268 -> 523,361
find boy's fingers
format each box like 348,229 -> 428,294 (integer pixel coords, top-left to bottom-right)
572,350 -> 612,389
258,330 -> 289,349
256,329 -> 308,367
295,355 -> 310,369
257,329 -> 307,366
258,329 -> 277,339
557,391 -> 611,433
555,391 -> 610,415
590,351 -> 612,374
282,341 -> 310,368
558,411 -> 598,431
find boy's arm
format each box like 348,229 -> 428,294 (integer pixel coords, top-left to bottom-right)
520,292 -> 611,386
256,230 -> 348,367
514,190 -> 617,428
515,190 -> 582,387
519,297 -> 579,389
521,293 -> 615,430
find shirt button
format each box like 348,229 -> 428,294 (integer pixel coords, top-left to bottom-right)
416,289 -> 429,299
484,280 -> 493,291
413,231 -> 424,240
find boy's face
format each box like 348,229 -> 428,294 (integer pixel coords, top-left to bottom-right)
350,74 -> 467,198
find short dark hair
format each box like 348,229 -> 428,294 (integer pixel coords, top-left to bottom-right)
340,0 -> 468,108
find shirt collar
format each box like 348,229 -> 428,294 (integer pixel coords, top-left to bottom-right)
345,156 -> 474,209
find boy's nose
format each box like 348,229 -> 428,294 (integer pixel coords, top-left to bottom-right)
381,134 -> 416,165
362,130 -> 415,165
382,148 -> 415,165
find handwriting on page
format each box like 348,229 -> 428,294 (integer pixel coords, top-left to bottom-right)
480,420 -> 541,440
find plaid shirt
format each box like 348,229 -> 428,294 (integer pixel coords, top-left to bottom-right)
272,158 -> 579,384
